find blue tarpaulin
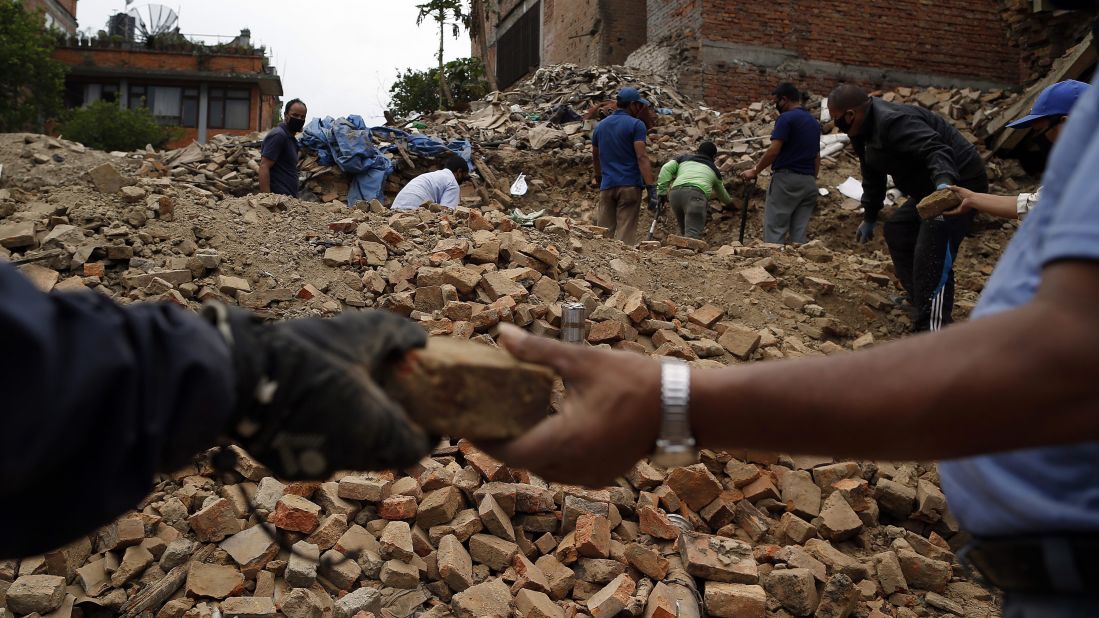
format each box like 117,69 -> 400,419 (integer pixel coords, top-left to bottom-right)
299,116 -> 471,206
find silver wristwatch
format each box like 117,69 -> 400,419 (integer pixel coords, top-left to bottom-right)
651,359 -> 698,468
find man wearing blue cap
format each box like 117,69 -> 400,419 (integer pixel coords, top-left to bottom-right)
948,80 -> 1089,221
591,87 -> 657,245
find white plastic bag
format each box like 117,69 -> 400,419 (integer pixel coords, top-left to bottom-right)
510,173 -> 528,197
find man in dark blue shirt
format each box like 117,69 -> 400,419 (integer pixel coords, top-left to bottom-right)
742,83 -> 822,244
259,98 -> 307,197
591,87 -> 657,245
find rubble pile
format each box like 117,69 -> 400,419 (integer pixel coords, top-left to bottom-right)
0,437 -> 995,618
0,123 -> 1013,617
0,54 -> 1045,618
140,135 -> 265,197
285,67 -> 1035,233
0,144 -> 927,336
128,134 -> 465,207
499,64 -> 696,117
439,65 -> 1024,160
69,65 -> 1032,229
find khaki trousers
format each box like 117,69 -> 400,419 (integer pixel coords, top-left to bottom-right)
598,186 -> 641,245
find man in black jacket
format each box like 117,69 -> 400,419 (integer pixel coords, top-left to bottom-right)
829,84 -> 988,331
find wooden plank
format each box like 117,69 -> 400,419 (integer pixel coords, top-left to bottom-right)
395,140 -> 416,170
472,156 -> 500,189
990,33 -> 1096,153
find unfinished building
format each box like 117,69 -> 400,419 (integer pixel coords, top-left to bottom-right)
476,0 -> 1096,110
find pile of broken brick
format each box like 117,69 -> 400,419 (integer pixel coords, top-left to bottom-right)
420,64 -> 1024,165
108,64 -> 1029,209
1,157 -> 912,353
1,149 -> 994,617
0,437 -> 981,618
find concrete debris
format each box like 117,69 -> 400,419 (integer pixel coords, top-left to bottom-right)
0,57 -> 1024,618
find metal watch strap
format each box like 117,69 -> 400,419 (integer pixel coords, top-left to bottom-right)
653,359 -> 697,466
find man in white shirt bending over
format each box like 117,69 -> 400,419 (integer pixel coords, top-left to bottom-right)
390,154 -> 471,211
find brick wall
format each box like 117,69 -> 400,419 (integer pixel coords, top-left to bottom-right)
997,0 -> 1097,82
648,0 -> 702,43
56,0 -> 75,18
625,0 -> 703,101
601,0 -> 647,64
704,0 -> 1020,84
480,0 -> 646,81
544,0 -> 600,65
54,47 -> 266,74
641,0 -> 1037,110
702,66 -> 839,114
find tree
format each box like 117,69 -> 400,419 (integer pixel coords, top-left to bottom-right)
415,0 -> 469,111
389,58 -> 490,118
0,0 -> 66,132
62,101 -> 175,152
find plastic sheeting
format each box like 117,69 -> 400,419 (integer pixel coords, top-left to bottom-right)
299,115 -> 471,206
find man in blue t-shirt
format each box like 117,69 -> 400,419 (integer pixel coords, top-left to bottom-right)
591,87 -> 657,245
742,83 -> 821,244
259,99 -> 306,197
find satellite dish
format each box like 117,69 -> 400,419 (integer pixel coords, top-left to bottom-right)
126,4 -> 179,41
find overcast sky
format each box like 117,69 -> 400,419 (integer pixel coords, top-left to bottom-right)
76,0 -> 472,123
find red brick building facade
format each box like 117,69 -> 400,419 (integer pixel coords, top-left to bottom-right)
631,0 -> 1028,110
478,0 -> 1094,111
53,39 -> 283,148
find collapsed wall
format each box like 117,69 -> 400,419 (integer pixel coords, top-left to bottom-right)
628,0 -> 1091,110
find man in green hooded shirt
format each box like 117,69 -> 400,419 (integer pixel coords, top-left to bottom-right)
656,142 -> 732,239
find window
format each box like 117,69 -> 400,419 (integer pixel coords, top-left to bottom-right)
129,85 -> 146,110
126,85 -> 186,126
181,88 -> 198,128
101,84 -> 118,103
152,86 -> 182,119
208,87 -> 251,129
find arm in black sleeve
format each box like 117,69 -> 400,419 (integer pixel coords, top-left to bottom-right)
0,263 -> 235,557
885,114 -> 960,188
859,158 -> 889,223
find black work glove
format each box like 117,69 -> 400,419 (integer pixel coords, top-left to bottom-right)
646,185 -> 659,213
856,220 -> 877,244
203,304 -> 432,479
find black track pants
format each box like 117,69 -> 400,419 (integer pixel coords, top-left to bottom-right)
882,175 -> 988,332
